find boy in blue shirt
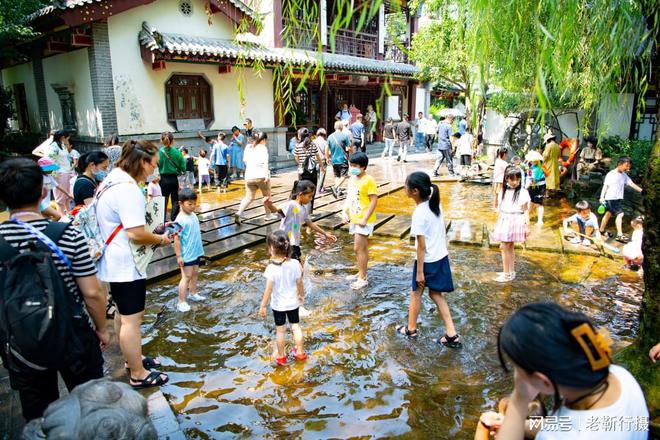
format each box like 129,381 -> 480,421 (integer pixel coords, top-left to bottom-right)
350,114 -> 366,153
326,120 -> 352,198
174,188 -> 205,312
209,133 -> 230,189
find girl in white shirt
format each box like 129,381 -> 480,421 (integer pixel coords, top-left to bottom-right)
235,132 -> 278,223
493,148 -> 509,210
259,231 -> 306,366
489,302 -> 648,440
46,130 -> 74,213
492,166 -> 531,282
396,171 -> 461,348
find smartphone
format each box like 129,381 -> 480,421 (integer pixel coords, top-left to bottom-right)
166,222 -> 183,236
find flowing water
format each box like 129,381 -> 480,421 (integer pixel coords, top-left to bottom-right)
142,182 -> 643,439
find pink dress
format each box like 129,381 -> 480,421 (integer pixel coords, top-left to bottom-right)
492,188 -> 530,243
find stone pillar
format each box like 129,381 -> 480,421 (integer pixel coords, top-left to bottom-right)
32,48 -> 50,134
88,21 -> 118,139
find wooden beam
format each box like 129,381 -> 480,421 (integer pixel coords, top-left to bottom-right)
71,33 -> 92,47
61,0 -> 156,27
273,0 -> 283,48
152,60 -> 166,71
208,0 -> 257,34
218,64 -> 231,74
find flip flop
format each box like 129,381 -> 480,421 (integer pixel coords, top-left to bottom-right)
130,370 -> 169,389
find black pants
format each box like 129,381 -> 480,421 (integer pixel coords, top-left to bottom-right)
160,174 -> 180,221
435,149 -> 455,174
298,172 -> 318,213
425,134 -> 435,150
8,331 -> 103,421
215,164 -> 228,187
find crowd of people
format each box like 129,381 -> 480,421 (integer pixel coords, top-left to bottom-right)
0,109 -> 656,439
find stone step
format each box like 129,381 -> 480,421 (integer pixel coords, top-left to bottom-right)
373,215 -> 412,238
446,219 -> 484,247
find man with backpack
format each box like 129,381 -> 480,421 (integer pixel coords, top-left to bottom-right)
0,158 -> 109,421
326,120 -> 352,198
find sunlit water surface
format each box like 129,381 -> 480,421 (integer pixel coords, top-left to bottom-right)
142,182 -> 642,439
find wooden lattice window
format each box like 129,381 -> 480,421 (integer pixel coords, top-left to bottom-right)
165,74 -> 213,127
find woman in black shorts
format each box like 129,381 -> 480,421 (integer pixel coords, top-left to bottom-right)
96,140 -> 172,389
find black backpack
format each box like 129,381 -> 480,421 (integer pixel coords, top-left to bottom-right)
0,221 -> 87,371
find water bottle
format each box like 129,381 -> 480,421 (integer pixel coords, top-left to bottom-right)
597,203 -> 606,215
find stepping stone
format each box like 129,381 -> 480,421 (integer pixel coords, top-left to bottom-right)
446,220 -> 483,247
339,213 -> 394,231
202,233 -> 265,258
201,222 -> 259,243
373,215 -> 412,238
525,226 -> 563,254
316,214 -> 345,230
151,245 -> 175,262
147,256 -> 179,281
199,214 -> 236,232
432,175 -> 462,182
198,208 -> 234,222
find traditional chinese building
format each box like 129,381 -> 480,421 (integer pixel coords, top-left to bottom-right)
2,0 -> 421,157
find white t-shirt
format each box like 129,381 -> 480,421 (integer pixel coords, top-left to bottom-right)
425,119 -> 438,135
458,134 -> 474,156
313,137 -> 328,157
264,259 -> 302,311
603,170 -> 633,201
96,168 -> 146,282
279,200 -> 309,246
410,201 -> 448,263
498,188 -> 531,214
243,144 -> 269,180
493,158 -> 509,184
47,142 -> 72,173
536,365 -> 649,440
197,157 -> 211,176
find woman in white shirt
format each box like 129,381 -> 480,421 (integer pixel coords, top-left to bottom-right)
46,130 -> 74,213
234,132 -> 277,223
96,140 -> 172,389
489,302 -> 648,440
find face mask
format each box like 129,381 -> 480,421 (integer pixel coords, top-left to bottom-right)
350,167 -> 361,176
92,170 -> 108,181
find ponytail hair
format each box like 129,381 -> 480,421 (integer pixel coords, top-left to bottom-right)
251,131 -> 268,145
77,150 -> 108,174
297,127 -> 313,150
53,129 -> 70,148
160,131 -> 174,146
290,179 -> 316,200
267,230 -> 290,258
405,171 -> 441,216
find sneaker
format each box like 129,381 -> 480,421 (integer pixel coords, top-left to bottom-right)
433,172 -> 440,177
581,239 -> 592,246
177,301 -> 191,312
345,273 -> 359,281
264,213 -> 280,221
330,186 -> 339,199
569,236 -> 581,245
234,213 -> 242,225
188,293 -> 206,301
602,231 -> 613,238
493,273 -> 511,283
291,347 -> 307,361
350,277 -> 369,290
275,356 -> 287,366
508,271 -> 516,281
396,156 -> 401,162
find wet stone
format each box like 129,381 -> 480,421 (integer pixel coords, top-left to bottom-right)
201,223 -> 259,243
446,220 -> 484,247
202,234 -> 265,258
373,215 -> 412,238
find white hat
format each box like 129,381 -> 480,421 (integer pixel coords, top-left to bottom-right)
525,150 -> 544,162
543,132 -> 556,143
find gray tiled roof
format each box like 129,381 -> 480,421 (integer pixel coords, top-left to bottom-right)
139,22 -> 418,77
27,0 -> 255,23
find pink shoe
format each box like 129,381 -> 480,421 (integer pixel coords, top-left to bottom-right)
291,347 -> 307,361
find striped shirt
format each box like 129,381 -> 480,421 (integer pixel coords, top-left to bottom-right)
294,141 -> 319,174
0,220 -> 97,315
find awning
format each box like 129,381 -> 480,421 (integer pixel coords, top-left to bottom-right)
139,21 -> 419,78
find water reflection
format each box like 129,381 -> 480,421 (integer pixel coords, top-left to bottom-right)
143,182 -> 642,439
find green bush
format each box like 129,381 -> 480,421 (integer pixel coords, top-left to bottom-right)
598,136 -> 654,177
0,132 -> 44,157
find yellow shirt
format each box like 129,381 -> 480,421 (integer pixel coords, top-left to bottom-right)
346,174 -> 378,224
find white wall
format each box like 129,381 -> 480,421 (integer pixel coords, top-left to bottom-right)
108,0 -> 275,135
597,93 -> 634,139
415,86 -> 426,116
42,49 -> 98,137
2,62 -> 40,132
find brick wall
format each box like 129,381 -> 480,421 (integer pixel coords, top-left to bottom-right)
88,22 -> 118,139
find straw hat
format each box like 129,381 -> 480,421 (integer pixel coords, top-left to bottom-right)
525,150 -> 544,162
543,132 -> 556,143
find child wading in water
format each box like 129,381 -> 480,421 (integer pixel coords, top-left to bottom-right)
396,172 -> 461,348
264,180 -> 337,262
174,188 -> 206,312
259,231 -> 307,365
342,152 -> 378,290
492,166 -> 531,282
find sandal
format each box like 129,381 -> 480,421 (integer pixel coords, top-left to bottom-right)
615,234 -> 630,243
130,370 -> 169,389
396,325 -> 419,338
437,333 -> 462,349
124,356 -> 162,371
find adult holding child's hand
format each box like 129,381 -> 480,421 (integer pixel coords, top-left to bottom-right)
96,140 -> 170,390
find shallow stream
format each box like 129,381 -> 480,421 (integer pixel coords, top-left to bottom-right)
142,182 -> 643,439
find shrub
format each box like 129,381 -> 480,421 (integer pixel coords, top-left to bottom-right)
598,136 -> 654,177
